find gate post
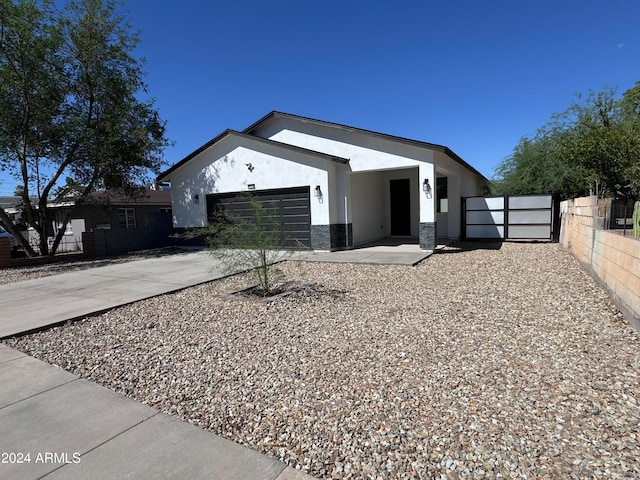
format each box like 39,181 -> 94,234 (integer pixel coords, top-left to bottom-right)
461,197 -> 466,240
82,231 -> 96,257
552,193 -> 561,243
504,195 -> 510,240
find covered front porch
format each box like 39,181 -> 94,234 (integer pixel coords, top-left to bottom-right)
347,164 -> 459,250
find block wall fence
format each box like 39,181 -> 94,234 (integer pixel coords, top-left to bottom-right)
560,196 -> 640,331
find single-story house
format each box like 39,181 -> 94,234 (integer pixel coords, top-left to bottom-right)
0,196 -> 37,225
158,112 -> 489,251
31,188 -> 173,254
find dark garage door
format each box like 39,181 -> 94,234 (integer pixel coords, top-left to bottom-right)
206,186 -> 311,248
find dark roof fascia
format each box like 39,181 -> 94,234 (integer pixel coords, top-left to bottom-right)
0,196 -> 38,209
244,111 -> 489,182
158,129 -> 233,182
157,129 -> 349,182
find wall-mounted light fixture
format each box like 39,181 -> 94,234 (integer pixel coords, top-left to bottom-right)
245,163 -> 254,172
422,179 -> 432,197
314,185 -> 322,198
193,194 -> 200,204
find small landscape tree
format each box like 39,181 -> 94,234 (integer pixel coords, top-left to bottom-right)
198,198 -> 296,296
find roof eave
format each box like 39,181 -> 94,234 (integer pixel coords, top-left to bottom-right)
157,128 -> 349,182
244,111 -> 489,183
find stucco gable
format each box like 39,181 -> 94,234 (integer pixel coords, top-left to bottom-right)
158,129 -> 348,182
244,111 -> 487,182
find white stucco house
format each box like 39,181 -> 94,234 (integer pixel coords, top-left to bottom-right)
158,112 -> 489,251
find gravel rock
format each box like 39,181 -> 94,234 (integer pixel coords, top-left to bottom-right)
5,243 -> 640,479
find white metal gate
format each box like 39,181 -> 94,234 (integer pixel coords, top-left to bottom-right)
463,194 -> 559,241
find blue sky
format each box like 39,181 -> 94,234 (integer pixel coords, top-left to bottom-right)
1,0 -> 639,195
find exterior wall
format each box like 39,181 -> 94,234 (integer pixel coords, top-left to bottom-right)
419,223 -> 436,250
166,117 -> 487,249
434,151 -> 487,239
311,223 -> 353,250
168,135 -> 332,228
561,196 -> 640,330
350,168 -> 421,245
351,171 -> 386,244
327,163 -> 350,225
256,119 -> 476,249
31,204 -> 172,255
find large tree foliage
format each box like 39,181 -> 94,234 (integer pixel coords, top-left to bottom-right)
0,0 -> 169,256
558,86 -> 640,198
492,130 -> 588,199
492,82 -> 640,200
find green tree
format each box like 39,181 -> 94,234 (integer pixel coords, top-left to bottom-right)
558,87 -> 640,198
491,130 -> 587,199
493,83 -> 640,199
0,0 -> 169,256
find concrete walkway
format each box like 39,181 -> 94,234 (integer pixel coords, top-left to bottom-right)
0,245 -> 434,479
0,344 -> 309,480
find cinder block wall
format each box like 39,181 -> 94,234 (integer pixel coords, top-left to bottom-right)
561,196 -> 640,330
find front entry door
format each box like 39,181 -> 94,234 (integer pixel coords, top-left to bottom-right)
390,178 -> 411,236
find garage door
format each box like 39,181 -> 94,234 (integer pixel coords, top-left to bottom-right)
206,186 -> 311,248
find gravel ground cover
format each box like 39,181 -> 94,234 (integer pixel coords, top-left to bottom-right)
5,243 -> 640,479
0,247 -> 187,286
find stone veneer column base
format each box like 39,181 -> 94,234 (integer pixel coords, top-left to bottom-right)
311,224 -> 353,251
419,222 -> 436,250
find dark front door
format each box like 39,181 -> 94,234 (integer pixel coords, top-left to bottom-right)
390,178 -> 411,236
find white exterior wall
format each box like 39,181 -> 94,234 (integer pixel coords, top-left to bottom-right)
168,136 -> 332,228
351,171 -> 385,244
328,163 -> 351,225
419,162 -> 436,224
350,167 -> 421,244
165,117 -> 487,243
255,119 -> 439,237
256,121 -> 436,172
434,152 -> 485,239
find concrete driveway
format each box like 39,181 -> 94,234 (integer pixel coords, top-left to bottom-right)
0,250 -> 224,339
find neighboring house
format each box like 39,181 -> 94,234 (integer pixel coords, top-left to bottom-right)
30,189 -> 173,254
0,195 -> 37,224
158,112 -> 489,251
0,195 -> 38,248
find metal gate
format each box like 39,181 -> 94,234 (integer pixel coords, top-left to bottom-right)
462,194 -> 559,241
206,186 -> 311,248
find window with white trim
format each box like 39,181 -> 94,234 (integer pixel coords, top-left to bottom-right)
55,210 -> 72,234
118,208 -> 136,228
